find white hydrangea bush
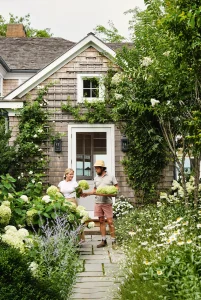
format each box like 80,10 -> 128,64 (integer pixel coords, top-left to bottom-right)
1,225 -> 30,253
113,195 -> 134,218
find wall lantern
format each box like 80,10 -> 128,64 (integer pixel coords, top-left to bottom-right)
121,135 -> 129,152
54,139 -> 62,152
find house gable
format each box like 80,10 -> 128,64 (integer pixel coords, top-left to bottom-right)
4,33 -> 116,101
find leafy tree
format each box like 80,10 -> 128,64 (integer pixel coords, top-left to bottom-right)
94,20 -> 126,42
0,13 -> 52,37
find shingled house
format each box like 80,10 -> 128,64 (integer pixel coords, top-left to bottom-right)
0,24 -> 173,215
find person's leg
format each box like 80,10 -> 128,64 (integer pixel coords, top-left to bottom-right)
94,204 -> 107,247
103,204 -> 117,249
107,217 -> 115,238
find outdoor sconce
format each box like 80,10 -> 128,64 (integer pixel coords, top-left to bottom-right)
54,139 -> 62,152
121,135 -> 129,152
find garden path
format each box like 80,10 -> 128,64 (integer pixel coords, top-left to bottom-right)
70,231 -> 125,300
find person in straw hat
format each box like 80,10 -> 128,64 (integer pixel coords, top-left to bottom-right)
82,160 -> 119,248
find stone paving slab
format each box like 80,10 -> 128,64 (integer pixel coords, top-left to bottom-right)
70,235 -> 124,300
74,282 -> 117,288
84,263 -> 103,272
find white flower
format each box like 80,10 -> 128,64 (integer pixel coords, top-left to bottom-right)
87,221 -> 95,229
157,201 -> 162,207
141,241 -> 148,246
186,239 -> 192,244
29,170 -> 33,175
141,57 -> 153,67
33,134 -> 38,138
114,93 -> 123,100
163,51 -> 170,57
37,85 -> 44,89
21,172 -> 24,177
157,270 -> 163,275
111,73 -> 123,85
128,231 -> 136,236
42,195 -> 51,203
197,224 -> 201,228
17,228 -> 29,238
4,225 -> 17,232
20,195 -> 29,202
177,241 -> 184,246
151,98 -> 160,107
29,262 -> 38,275
160,192 -> 168,200
32,179 -> 35,184
37,129 -> 43,133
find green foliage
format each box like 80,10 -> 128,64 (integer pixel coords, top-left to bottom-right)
0,117 -> 16,176
114,179 -> 201,299
61,98 -> 113,123
11,84 -> 52,190
0,13 -> 52,37
0,174 -> 16,202
0,242 -> 61,300
94,20 -> 126,42
28,215 -> 82,299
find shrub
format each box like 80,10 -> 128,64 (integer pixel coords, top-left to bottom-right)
29,214 -> 82,299
0,241 -> 62,300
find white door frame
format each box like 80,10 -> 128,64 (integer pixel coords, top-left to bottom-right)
68,124 -> 115,177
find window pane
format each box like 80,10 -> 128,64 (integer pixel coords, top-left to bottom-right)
83,79 -> 90,88
92,88 -> 99,97
94,132 -> 106,154
91,78 -> 99,88
83,89 -> 90,97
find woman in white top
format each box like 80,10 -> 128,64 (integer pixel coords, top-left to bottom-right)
58,168 -> 78,205
58,168 -> 85,243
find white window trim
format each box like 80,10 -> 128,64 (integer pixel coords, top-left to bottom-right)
77,73 -> 105,103
0,74 -> 3,97
68,124 -> 115,176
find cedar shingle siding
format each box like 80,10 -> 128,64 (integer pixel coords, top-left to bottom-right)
0,35 -> 173,202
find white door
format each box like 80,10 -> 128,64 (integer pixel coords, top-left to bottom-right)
68,124 -> 115,218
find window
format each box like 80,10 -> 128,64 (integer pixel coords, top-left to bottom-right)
76,132 -> 107,179
77,74 -> 104,103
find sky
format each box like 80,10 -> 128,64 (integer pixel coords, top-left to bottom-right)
0,0 -> 146,42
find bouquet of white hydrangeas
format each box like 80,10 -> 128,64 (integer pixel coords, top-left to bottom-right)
75,180 -> 89,198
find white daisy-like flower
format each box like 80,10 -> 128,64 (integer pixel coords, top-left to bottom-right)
151,98 -> 160,107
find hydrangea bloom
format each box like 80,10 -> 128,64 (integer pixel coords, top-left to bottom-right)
78,180 -> 89,190
0,203 -> 11,225
87,221 -> 95,229
20,195 -> 29,202
46,185 -> 58,197
2,225 -> 29,252
26,209 -> 38,225
96,186 -> 117,195
42,195 -> 51,203
2,200 -> 11,207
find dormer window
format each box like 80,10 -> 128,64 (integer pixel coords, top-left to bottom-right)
77,74 -> 104,103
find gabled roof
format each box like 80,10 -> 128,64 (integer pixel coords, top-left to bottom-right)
4,33 -> 120,100
0,37 -> 75,70
0,36 -> 133,71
